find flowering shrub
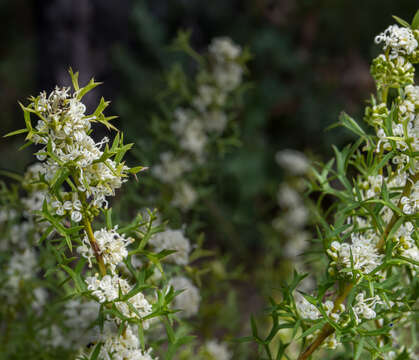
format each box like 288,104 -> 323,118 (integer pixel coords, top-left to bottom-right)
0,71 -> 189,359
0,34 -> 246,359
248,12 -> 419,360
2,9 -> 419,360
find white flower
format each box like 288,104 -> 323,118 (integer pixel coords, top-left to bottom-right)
276,149 -> 310,175
85,274 -> 152,326
152,152 -> 191,184
327,232 -> 383,275
32,287 -> 48,313
96,322 -> 156,360
283,231 -> 311,258
179,119 -> 208,156
171,108 -> 194,135
172,181 -> 198,212
6,249 -> 37,289
375,25 -> 418,59
213,62 -> 243,91
296,295 -> 320,320
193,85 -> 226,113
401,196 -> 416,215
63,299 -> 100,347
209,37 -> 242,62
0,208 -> 17,223
28,86 -> 130,211
405,85 -> 419,109
78,227 -> 133,271
352,292 -> 383,324
203,109 -> 228,133
149,228 -> 191,265
22,190 -> 48,214
277,184 -> 302,209
204,340 -> 232,360
169,276 -> 201,318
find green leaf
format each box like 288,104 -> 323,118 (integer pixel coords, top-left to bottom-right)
251,315 -> 260,341
76,77 -> 102,100
296,321 -> 326,340
60,264 -> 84,292
0,170 -> 23,182
134,324 -> 144,352
105,208 -> 113,229
50,166 -> 71,194
128,166 -> 148,174
339,112 -> 367,138
354,337 -> 365,360
93,97 -> 110,117
163,315 -> 175,343
412,9 -> 419,29
369,150 -> 395,175
114,143 -> 133,164
68,68 -> 80,91
396,255 -> 419,267
90,342 -> 102,360
3,128 -> 28,138
392,15 -> 410,28
40,201 -> 72,251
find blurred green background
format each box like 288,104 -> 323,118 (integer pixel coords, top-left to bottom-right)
0,0 -> 417,277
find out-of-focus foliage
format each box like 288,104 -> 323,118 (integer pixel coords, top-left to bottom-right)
113,0 -> 417,254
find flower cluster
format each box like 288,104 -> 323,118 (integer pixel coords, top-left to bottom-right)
78,227 -> 133,271
79,323 -> 155,360
352,292 -> 383,324
169,276 -> 201,318
327,233 -> 383,276
296,295 -> 345,322
85,273 -> 153,326
148,228 -> 191,265
273,149 -> 314,291
151,36 -> 247,212
23,79 -> 131,215
3,73 -> 172,360
202,340 -> 232,360
375,24 -> 418,59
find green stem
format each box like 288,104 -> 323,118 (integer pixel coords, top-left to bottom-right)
73,172 -> 107,277
83,216 -> 107,277
298,172 -> 418,359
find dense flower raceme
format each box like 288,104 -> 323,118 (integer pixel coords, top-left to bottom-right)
6,70 -> 232,360
22,78 -> 131,216
151,36 -> 248,212
4,73 -> 183,360
148,228 -> 191,266
253,17 -> 419,360
312,21 -> 418,353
